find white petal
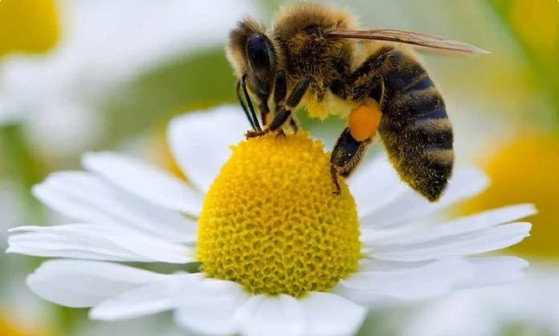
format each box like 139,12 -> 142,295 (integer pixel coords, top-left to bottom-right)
369,222 -> 531,261
404,264 -> 559,336
33,171 -> 197,243
363,204 -> 536,246
348,156 -> 409,218
174,277 -> 249,336
232,293 -> 366,336
339,257 -> 530,304
8,224 -> 193,263
337,259 -> 475,302
234,295 -> 305,336
168,106 -> 247,193
360,167 -> 488,228
91,274 -> 192,321
299,292 -> 366,336
26,260 -> 166,308
82,152 -> 203,216
400,292 -> 496,336
463,256 -> 529,287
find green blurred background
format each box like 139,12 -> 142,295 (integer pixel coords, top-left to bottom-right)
0,0 -> 557,335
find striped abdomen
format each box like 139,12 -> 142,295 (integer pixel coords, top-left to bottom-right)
378,50 -> 454,201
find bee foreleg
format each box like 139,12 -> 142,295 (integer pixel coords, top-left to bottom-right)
265,76 -> 314,133
258,99 -> 270,126
246,106 -> 291,138
289,117 -> 299,133
273,70 -> 287,105
261,69 -> 287,128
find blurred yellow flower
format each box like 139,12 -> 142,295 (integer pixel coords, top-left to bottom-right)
0,0 -> 60,57
463,135 -> 559,258
0,314 -> 45,336
509,0 -> 558,66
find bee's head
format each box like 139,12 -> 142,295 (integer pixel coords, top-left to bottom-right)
227,18 -> 277,97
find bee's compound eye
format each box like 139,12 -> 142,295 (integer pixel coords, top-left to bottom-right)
246,34 -> 272,69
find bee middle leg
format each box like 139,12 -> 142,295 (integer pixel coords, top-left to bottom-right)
246,75 -> 313,138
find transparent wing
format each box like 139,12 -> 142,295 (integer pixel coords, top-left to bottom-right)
326,29 -> 489,54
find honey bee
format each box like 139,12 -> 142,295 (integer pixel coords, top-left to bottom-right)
226,4 -> 487,201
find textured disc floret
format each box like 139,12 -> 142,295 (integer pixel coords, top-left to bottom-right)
196,132 -> 360,297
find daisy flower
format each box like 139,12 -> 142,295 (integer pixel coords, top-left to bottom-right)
7,106 -> 534,335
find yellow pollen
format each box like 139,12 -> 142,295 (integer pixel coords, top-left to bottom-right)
196,132 -> 361,297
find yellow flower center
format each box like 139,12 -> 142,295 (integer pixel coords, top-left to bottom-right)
196,132 -> 361,297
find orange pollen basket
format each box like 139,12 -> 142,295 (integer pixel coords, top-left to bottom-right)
348,100 -> 382,142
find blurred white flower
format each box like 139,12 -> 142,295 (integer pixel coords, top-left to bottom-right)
0,181 -> 24,250
7,106 -> 534,335
0,181 -> 52,334
0,0 -> 259,155
0,109 -> 20,127
402,264 -> 559,336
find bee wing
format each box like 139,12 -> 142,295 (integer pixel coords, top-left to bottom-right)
325,29 -> 489,54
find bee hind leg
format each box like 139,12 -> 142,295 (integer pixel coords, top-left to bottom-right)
330,127 -> 369,194
330,166 -> 342,195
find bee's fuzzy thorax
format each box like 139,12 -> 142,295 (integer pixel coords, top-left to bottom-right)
272,3 -> 357,38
